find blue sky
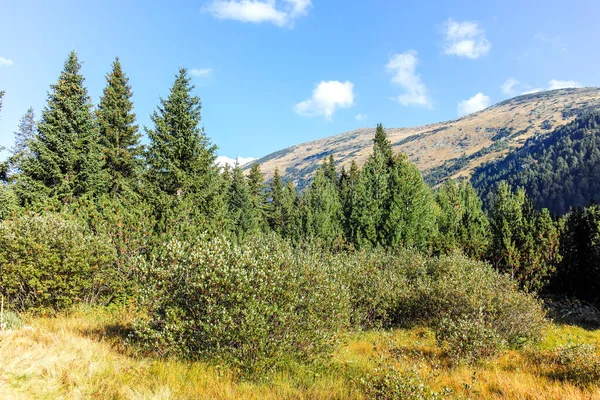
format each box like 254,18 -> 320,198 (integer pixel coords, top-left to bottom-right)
0,0 -> 598,164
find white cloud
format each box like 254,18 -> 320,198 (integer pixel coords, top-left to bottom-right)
501,78 -> 520,95
443,19 -> 491,59
294,80 -> 355,119
0,57 -> 14,67
355,113 -> 368,121
386,50 -> 432,107
190,68 -> 212,78
521,88 -> 543,95
203,0 -> 311,27
458,92 -> 491,116
548,79 -> 582,90
216,155 -> 256,168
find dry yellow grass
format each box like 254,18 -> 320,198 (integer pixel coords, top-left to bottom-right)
1,307 -> 599,399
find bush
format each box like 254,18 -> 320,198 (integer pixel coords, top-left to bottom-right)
429,255 -> 546,362
0,213 -> 117,312
341,251 -> 546,362
131,233 -> 349,376
549,344 -> 600,386
0,307 -> 23,331
359,362 -> 451,400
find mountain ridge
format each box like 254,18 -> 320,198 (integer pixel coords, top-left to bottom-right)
249,88 -> 600,188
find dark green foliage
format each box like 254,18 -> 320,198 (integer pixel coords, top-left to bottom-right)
97,58 -> 143,196
303,168 -> 343,245
18,51 -> 106,205
383,153 -> 436,250
472,112 -> 600,215
132,234 -> 349,376
435,180 -> 490,259
488,182 -> 561,292
145,68 -> 225,234
351,125 -> 436,250
337,160 -> 360,240
0,213 -> 117,312
555,205 -> 600,304
3,108 -> 36,181
247,163 -> 269,230
227,164 -> 259,238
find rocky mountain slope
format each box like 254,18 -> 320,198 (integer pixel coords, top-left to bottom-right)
249,88 -> 600,188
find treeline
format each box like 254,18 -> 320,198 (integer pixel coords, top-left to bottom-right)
0,52 -> 598,302
472,112 -> 600,215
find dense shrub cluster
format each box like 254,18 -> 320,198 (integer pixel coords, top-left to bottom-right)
0,214 -> 117,312
130,235 -> 545,370
131,234 -> 349,375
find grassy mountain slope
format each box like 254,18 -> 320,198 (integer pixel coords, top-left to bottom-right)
250,88 -> 600,189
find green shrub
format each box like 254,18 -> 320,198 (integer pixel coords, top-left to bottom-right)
0,213 -> 117,312
429,254 -> 546,357
359,362 -> 451,400
131,233 -> 349,376
0,307 -> 23,331
435,314 -> 502,364
549,344 -> 600,386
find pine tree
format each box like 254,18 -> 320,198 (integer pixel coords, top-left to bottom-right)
0,91 -> 4,117
489,182 -> 559,292
268,167 -> 285,233
227,164 -> 259,238
323,154 -> 337,182
97,58 -> 143,196
382,153 -> 436,250
1,108 -> 36,181
373,123 -> 394,163
435,180 -> 490,258
303,168 -> 343,244
18,51 -> 105,205
247,163 -> 268,230
145,68 -> 224,233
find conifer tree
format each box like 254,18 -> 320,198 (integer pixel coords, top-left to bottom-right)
281,180 -> 303,241
323,154 -> 337,182
227,164 -> 259,238
18,51 -> 105,205
303,168 -> 343,244
489,182 -> 560,292
338,160 -> 360,239
383,153 -> 436,250
0,91 -> 4,116
145,68 -> 224,232
97,58 -> 142,196
1,108 -> 36,181
351,125 -> 392,248
247,163 -> 269,230
268,167 -> 285,233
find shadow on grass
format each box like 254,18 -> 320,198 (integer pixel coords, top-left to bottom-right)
543,295 -> 600,331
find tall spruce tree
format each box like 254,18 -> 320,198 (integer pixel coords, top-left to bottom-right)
97,58 -> 142,196
350,124 -> 393,248
227,164 -> 259,238
382,153 -> 436,250
145,68 -> 224,233
268,167 -> 285,233
18,51 -> 105,205
0,91 -> 4,116
247,163 -> 269,230
303,168 -> 343,244
338,160 -> 360,239
435,180 -> 490,258
1,108 -> 36,181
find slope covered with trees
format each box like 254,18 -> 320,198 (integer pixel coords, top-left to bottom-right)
472,112 -> 600,215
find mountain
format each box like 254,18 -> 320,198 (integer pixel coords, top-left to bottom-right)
249,88 -> 600,189
472,112 -> 600,215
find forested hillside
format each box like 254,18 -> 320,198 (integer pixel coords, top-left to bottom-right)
472,112 -> 600,214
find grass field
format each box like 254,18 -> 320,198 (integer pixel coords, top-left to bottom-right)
1,307 -> 599,399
